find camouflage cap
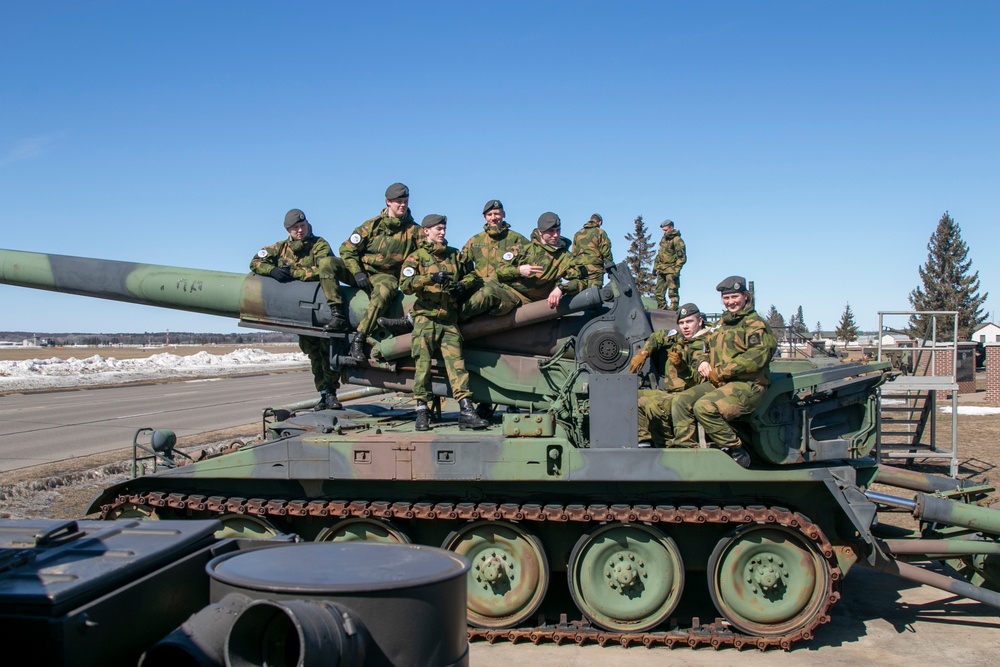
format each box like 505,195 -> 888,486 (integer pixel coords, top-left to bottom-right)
589,213 -> 603,224
660,218 -> 674,229
537,211 -> 561,231
385,182 -> 409,200
421,213 -> 447,228
716,276 -> 748,294
283,208 -> 307,229
483,199 -> 504,214
677,303 -> 701,318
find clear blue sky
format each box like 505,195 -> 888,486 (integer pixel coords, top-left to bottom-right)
2,2 -> 997,334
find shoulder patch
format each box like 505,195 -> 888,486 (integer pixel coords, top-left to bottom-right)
502,251 -> 515,261
747,332 -> 761,347
256,249 -> 268,258
349,233 -> 362,245
402,266 -> 415,277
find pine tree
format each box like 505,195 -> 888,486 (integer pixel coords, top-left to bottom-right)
835,303 -> 859,342
814,321 -> 823,337
790,305 -> 806,335
908,212 -> 988,341
624,215 -> 655,297
765,305 -> 786,331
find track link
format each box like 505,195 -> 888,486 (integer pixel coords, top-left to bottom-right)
103,494 -> 841,650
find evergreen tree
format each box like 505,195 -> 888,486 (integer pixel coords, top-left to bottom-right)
814,321 -> 823,337
908,211 -> 988,341
790,305 -> 806,335
765,305 -> 786,331
835,303 -> 859,342
624,214 -> 655,297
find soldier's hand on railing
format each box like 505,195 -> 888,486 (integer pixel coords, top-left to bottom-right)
628,348 -> 650,374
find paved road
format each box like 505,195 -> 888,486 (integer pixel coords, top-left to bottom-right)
0,371 -> 321,471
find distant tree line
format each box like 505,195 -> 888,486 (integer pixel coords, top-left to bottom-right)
0,331 -> 299,346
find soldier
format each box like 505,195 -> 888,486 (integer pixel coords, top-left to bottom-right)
340,182 -> 422,361
400,214 -> 487,431
670,276 -> 777,467
377,198 -> 527,334
628,303 -> 707,447
653,219 -> 687,310
250,208 -> 349,410
571,213 -> 614,288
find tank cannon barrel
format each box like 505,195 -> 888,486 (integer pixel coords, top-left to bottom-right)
865,489 -> 1000,537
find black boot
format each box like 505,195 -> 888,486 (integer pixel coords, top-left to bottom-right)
324,305 -> 351,333
415,400 -> 430,431
377,314 -> 413,335
350,334 -> 367,362
459,398 -> 489,430
315,390 -> 342,411
720,445 -> 751,468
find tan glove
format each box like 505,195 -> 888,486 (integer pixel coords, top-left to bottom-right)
708,367 -> 723,387
667,348 -> 683,367
628,348 -> 650,374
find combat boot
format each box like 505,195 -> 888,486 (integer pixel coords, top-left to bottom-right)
720,444 -> 751,469
377,314 -> 413,335
315,390 -> 342,411
350,334 -> 367,362
324,305 -> 351,333
415,400 -> 430,431
458,398 -> 489,430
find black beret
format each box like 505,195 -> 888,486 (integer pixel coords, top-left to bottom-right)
483,199 -> 504,214
716,276 -> 748,294
421,213 -> 447,228
283,208 -> 307,229
677,303 -> 701,318
660,218 -> 674,229
385,182 -> 409,200
589,213 -> 603,224
537,211 -> 561,231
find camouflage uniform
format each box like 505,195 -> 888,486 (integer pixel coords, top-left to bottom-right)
671,303 -> 776,448
340,208 -> 421,338
400,241 -> 481,403
249,234 -> 345,394
458,221 -> 527,320
636,329 -> 704,447
653,227 -> 686,310
571,218 -> 613,288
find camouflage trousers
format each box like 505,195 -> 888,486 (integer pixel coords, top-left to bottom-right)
579,268 -> 604,289
670,380 -> 765,448
459,280 -> 523,321
411,317 -> 473,403
655,271 -> 680,310
355,272 -> 400,338
317,256 -> 352,308
637,389 -> 689,447
298,335 -> 340,393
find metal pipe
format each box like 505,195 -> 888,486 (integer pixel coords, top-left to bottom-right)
865,555 -> 1000,610
872,465 -> 969,494
865,490 -> 916,511
879,539 -> 1000,556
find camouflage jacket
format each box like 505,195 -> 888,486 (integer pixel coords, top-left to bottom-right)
249,234 -> 332,281
495,230 -> 586,302
641,329 -> 704,392
653,229 -> 686,275
400,241 -> 481,325
340,208 -> 421,277
460,222 -> 528,279
571,221 -> 614,281
694,304 -> 777,386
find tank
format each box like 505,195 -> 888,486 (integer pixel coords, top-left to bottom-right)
2,247 -> 999,650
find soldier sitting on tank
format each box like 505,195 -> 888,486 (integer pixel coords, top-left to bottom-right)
628,303 -> 707,447
250,208 -> 352,410
571,213 -> 614,288
340,182 -> 422,362
378,198 -> 527,335
400,214 -> 487,431
670,276 -> 776,467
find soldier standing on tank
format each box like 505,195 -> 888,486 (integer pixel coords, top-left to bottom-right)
377,198 -> 527,335
670,276 -> 776,467
571,213 -> 614,288
653,219 -> 686,310
400,214 -> 487,431
628,303 -> 707,447
250,208 -> 350,410
340,182 -> 421,361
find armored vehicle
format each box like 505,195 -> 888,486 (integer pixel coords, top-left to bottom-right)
2,248 -> 999,649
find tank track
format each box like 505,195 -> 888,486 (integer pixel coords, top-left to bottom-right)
102,494 -> 842,651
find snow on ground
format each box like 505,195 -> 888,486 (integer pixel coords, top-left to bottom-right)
0,349 -> 308,392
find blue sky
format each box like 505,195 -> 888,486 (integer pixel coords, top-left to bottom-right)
2,2 -> 997,334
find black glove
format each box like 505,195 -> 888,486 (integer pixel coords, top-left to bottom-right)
450,282 -> 467,298
430,271 -> 451,284
354,272 -> 372,291
269,266 -> 293,283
